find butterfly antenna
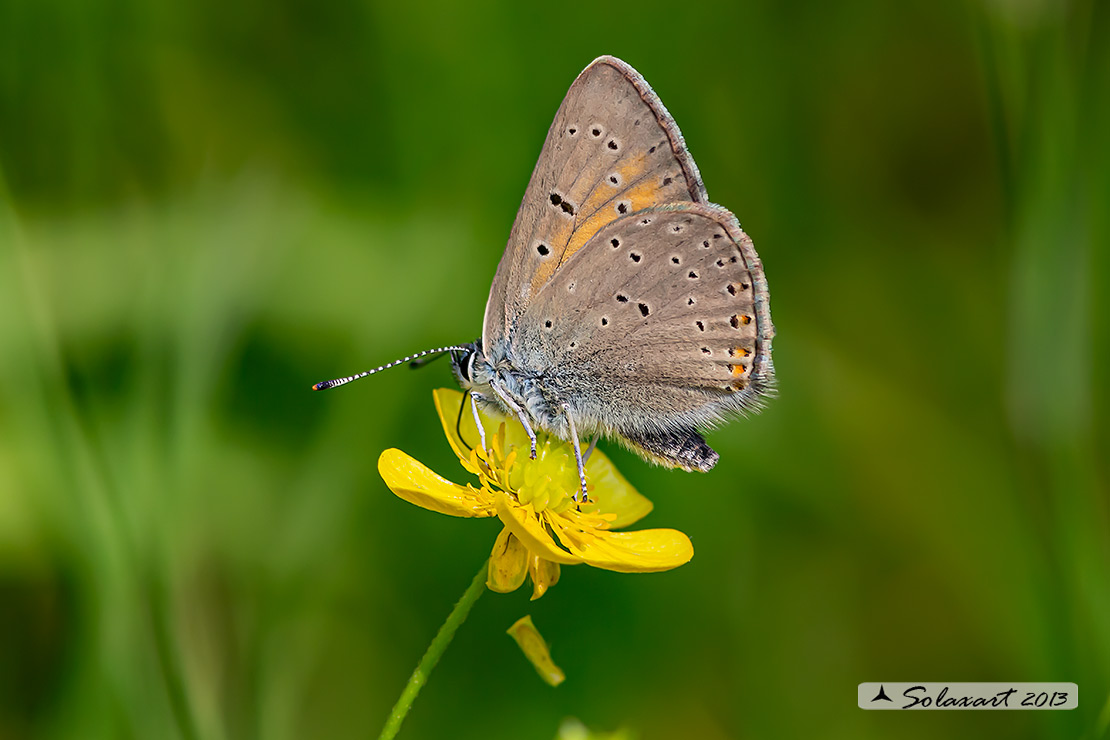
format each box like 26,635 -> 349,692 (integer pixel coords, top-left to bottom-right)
408,351 -> 451,369
312,346 -> 469,391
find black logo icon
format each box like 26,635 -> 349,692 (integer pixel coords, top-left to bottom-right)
872,685 -> 893,702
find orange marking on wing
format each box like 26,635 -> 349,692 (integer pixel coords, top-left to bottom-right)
563,211 -> 614,263
729,362 -> 749,390
621,178 -> 665,212
526,164 -> 660,296
563,179 -> 661,260
619,154 -> 646,180
576,154 -> 647,215
527,220 -> 575,294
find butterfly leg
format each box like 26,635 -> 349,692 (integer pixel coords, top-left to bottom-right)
488,379 -> 538,459
582,433 -> 599,464
561,403 -> 590,502
469,392 -> 488,452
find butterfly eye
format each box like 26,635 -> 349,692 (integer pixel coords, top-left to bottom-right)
455,357 -> 470,382
453,349 -> 476,382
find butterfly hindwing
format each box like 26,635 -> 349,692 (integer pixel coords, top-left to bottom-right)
483,56 -> 707,350
509,203 -> 774,439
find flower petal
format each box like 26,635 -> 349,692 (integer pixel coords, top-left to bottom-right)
378,448 -> 495,517
506,615 -> 565,687
433,388 -> 484,463
582,449 -> 653,528
528,555 -> 560,601
487,528 -> 529,593
433,388 -> 531,463
494,492 -> 581,565
553,522 -> 694,573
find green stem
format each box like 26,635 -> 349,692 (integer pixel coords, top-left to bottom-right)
377,560 -> 489,740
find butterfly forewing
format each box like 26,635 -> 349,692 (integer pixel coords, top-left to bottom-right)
484,56 -> 708,350
512,203 -> 774,436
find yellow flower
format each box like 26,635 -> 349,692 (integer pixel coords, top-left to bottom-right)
378,389 -> 694,599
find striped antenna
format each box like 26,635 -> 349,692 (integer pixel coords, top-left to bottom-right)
312,346 -> 470,391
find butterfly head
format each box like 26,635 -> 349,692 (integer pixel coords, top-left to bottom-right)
449,340 -> 486,391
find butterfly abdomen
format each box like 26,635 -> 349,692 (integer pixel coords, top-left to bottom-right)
619,427 -> 720,472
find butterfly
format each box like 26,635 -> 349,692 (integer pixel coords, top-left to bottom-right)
316,56 -> 775,498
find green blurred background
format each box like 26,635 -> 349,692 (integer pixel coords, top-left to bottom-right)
1,0 -> 1107,738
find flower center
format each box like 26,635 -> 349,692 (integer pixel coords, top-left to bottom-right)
475,424 -> 580,514
513,436 -> 582,513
